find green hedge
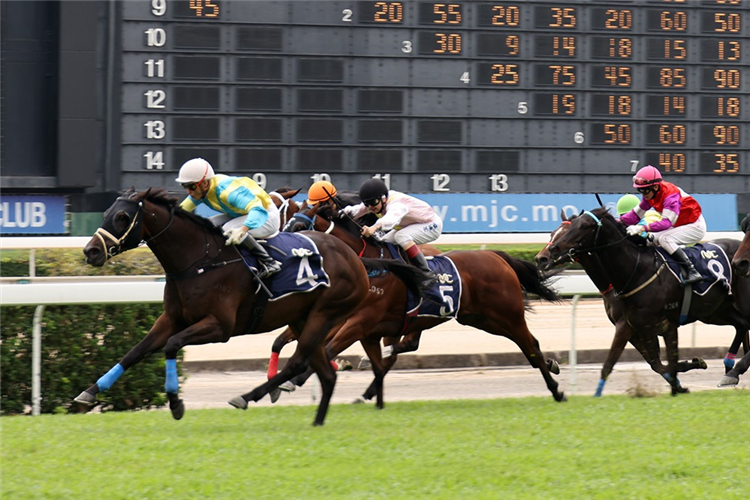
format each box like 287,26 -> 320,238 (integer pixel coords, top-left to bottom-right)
1,248 -> 163,277
1,304 -> 182,415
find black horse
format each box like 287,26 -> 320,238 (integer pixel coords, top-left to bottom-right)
75,188 -> 422,425
544,207 -> 750,395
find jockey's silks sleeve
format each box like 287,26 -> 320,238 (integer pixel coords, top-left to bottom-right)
179,175 -> 273,229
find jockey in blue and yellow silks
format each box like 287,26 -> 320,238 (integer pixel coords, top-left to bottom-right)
176,158 -> 281,278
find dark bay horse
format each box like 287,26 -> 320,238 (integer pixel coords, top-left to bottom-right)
276,203 -> 567,405
722,214 -> 750,386
544,207 -> 750,395
536,212 -> 707,396
75,188 -> 382,425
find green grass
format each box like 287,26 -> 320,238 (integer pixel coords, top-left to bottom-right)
3,391 -> 749,499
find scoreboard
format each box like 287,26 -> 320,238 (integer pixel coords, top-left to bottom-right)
117,0 -> 750,194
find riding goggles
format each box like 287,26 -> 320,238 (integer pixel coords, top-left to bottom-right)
181,182 -> 198,191
637,187 -> 653,195
363,198 -> 381,207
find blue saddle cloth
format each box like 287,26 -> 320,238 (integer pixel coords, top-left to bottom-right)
239,232 -> 330,300
405,255 -> 462,319
656,243 -> 732,296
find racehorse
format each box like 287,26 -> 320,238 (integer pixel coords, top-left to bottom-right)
276,203 -> 567,405
543,207 -> 750,395
536,212 -> 708,395
722,213 -> 750,386
74,187 -> 418,425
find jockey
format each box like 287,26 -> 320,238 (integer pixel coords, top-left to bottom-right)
340,178 -> 443,293
306,180 -> 361,208
175,158 -> 281,279
619,165 -> 705,285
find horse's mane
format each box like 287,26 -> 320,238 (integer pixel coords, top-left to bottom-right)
139,188 -> 224,234
589,206 -> 649,247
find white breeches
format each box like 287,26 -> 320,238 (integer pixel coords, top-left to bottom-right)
649,215 -> 707,254
381,217 -> 443,248
209,203 -> 281,239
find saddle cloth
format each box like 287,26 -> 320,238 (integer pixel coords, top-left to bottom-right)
380,242 -> 462,318
240,232 -> 330,300
406,255 -> 462,319
656,242 -> 732,296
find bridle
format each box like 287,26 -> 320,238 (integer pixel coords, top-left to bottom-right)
92,194 -> 175,261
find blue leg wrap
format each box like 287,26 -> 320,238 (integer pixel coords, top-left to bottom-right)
724,357 -> 736,370
96,364 -> 124,391
594,379 -> 605,397
662,373 -> 672,382
165,359 -> 179,393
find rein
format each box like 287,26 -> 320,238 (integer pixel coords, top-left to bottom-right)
92,198 -> 146,260
573,210 -> 664,298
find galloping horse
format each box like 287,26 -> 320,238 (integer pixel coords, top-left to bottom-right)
74,188 -> 412,425
544,207 -> 750,395
536,211 -> 708,395
277,203 -> 567,405
722,213 -> 750,385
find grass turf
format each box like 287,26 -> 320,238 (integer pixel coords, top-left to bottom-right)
3,391 -> 748,499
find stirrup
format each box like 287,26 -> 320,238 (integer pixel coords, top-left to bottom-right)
681,271 -> 702,285
256,260 -> 281,279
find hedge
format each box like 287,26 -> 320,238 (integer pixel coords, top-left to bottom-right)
1,304 -> 183,416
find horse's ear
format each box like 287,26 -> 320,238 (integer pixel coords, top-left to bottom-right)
560,208 -> 568,221
741,215 -> 750,233
290,188 -> 302,197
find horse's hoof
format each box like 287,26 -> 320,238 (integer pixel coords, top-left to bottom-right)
547,359 -> 560,375
228,396 -> 248,410
555,392 -> 567,402
693,357 -> 708,370
718,375 -> 739,387
74,390 -> 96,406
672,386 -> 690,396
351,396 -> 367,404
170,399 -> 185,420
269,388 -> 281,403
358,357 -> 371,370
278,381 -> 296,393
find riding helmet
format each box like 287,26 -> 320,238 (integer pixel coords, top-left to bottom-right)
616,194 -> 640,215
306,181 -> 337,206
632,165 -> 662,189
359,178 -> 389,203
176,158 -> 215,184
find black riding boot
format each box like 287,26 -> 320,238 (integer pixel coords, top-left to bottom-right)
672,247 -> 702,285
240,234 -> 281,279
410,253 -> 443,304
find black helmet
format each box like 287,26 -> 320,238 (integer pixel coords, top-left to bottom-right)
359,178 -> 388,203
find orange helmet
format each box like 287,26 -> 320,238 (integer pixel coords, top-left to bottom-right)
306,181 -> 337,205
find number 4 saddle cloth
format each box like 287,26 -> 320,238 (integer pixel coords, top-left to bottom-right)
657,242 -> 732,296
240,232 -> 330,300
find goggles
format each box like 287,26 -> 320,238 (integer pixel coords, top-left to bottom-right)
363,197 -> 381,207
181,182 -> 199,191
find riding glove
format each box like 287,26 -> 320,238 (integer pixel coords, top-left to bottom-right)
626,225 -> 644,236
224,226 -> 248,246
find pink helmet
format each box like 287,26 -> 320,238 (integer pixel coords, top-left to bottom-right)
632,165 -> 663,189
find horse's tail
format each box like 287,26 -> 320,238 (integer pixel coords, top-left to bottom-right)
490,250 -> 563,302
360,257 -> 428,298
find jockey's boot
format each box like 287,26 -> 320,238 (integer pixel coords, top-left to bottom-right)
240,234 -> 281,279
672,247 -> 702,286
410,253 -> 443,304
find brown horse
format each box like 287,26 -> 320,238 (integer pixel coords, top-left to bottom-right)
74,188 -> 413,425
544,207 -> 750,395
536,211 -> 711,396
275,203 -> 567,405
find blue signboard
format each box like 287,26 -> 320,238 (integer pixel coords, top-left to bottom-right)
0,196 -> 67,234
418,193 -> 737,233
195,192 -> 737,234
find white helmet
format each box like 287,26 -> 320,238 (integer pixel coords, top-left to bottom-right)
175,158 -> 214,184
